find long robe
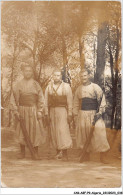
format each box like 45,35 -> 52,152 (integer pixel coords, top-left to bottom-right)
11,78 -> 45,147
45,81 -> 73,150
73,82 -> 110,152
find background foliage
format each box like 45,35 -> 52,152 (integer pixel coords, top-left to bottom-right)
1,1 -> 121,129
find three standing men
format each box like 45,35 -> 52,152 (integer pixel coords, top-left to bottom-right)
12,66 -> 110,162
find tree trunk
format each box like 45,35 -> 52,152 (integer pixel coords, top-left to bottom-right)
8,58 -> 14,127
61,33 -> 68,66
95,23 -> 107,88
113,28 -> 119,129
109,47 -> 116,129
110,26 -> 120,129
78,35 -> 84,70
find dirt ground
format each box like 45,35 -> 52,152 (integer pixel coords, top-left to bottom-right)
1,127 -> 121,188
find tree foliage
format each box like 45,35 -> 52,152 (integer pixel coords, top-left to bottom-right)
1,1 -> 121,129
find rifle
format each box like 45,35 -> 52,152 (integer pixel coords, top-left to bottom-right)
38,118 -> 46,144
12,92 -> 40,160
79,119 -> 95,163
45,115 -> 52,157
19,117 -> 38,160
46,117 -> 51,142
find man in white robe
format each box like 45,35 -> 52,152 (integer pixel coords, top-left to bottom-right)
73,69 -> 110,163
45,69 -> 73,161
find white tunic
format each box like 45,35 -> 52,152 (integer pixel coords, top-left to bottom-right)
45,81 -> 73,150
73,82 -> 110,152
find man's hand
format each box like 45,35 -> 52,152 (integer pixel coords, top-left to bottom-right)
67,115 -> 73,124
37,111 -> 42,120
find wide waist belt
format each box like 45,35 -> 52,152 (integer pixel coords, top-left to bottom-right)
79,98 -> 98,110
48,94 -> 67,107
19,94 -> 38,107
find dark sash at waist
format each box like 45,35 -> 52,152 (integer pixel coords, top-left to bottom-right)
48,94 -> 67,107
79,98 -> 98,110
19,94 -> 38,107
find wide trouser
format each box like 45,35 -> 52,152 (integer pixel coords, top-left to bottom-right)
15,106 -> 45,147
50,107 -> 72,150
75,110 -> 110,152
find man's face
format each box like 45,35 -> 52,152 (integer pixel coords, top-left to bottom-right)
23,67 -> 33,79
53,71 -> 62,83
81,71 -> 89,84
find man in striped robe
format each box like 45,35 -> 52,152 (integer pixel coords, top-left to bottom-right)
11,65 -> 45,159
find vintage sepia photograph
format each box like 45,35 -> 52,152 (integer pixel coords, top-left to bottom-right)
1,0 -> 122,190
